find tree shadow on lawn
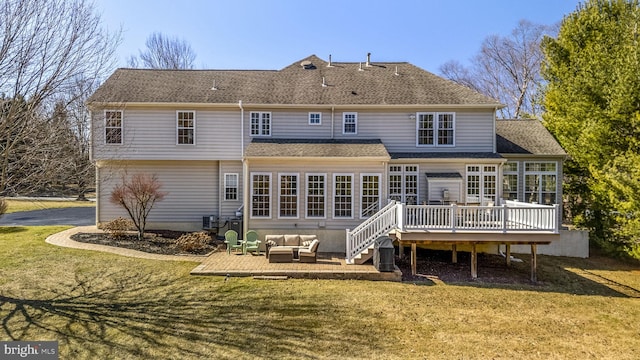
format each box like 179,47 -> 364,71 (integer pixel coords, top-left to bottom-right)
0,226 -> 28,235
399,249 -> 640,298
0,268 -> 374,359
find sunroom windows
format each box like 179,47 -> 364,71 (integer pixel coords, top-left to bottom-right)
524,162 -> 557,205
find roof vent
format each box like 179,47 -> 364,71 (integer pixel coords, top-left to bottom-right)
358,62 -> 364,71
211,79 -> 218,90
322,77 -> 327,87
366,52 -> 372,67
327,54 -> 333,67
300,60 -> 315,70
394,66 -> 399,76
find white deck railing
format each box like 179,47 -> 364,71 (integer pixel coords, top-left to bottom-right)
345,201 -> 560,263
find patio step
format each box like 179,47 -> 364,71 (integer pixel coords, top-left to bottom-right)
352,244 -> 375,265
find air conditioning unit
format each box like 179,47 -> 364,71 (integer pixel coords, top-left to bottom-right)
202,215 -> 217,229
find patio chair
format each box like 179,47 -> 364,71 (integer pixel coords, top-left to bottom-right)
298,239 -> 319,263
224,230 -> 242,254
243,230 -> 261,255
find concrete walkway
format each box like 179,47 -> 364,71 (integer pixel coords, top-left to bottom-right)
45,226 -> 203,262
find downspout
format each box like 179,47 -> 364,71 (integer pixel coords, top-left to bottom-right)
492,107 -> 497,153
239,100 -> 244,156
239,100 -> 248,236
331,106 -> 335,139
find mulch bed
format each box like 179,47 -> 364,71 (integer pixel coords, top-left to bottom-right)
70,230 -> 224,256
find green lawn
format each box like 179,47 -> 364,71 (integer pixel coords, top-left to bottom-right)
1,227 -> 639,359
3,199 -> 95,213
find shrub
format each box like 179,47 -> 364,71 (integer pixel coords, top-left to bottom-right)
174,232 -> 211,252
101,217 -> 135,239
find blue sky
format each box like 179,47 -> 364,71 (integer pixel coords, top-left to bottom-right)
96,0 -> 581,72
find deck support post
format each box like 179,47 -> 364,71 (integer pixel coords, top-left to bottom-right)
411,242 -> 417,275
399,242 -> 404,258
531,244 -> 537,283
505,244 -> 511,266
451,244 -> 457,263
470,243 -> 477,279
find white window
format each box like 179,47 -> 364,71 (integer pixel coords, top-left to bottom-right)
278,173 -> 298,218
361,174 -> 381,218
389,165 -> 418,204
309,112 -> 322,125
343,112 -> 357,134
524,162 -> 557,205
466,165 -> 497,204
306,174 -> 326,218
224,173 -> 238,201
104,110 -> 122,144
333,174 -> 353,218
416,112 -> 455,146
503,162 -> 519,201
250,112 -> 271,136
251,173 -> 271,218
177,111 -> 195,145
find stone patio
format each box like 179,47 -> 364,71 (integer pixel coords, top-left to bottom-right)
191,251 -> 402,281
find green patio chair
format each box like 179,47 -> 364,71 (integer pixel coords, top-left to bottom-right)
224,230 -> 242,254
243,230 -> 261,255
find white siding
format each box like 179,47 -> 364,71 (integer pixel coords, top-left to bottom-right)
92,108 -> 242,161
97,161 -> 218,225
219,161 -> 243,218
241,108 -> 495,153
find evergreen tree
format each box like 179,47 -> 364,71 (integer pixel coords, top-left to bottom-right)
542,0 -> 640,257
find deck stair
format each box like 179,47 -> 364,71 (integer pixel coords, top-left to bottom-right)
346,201 -> 399,264
351,243 -> 376,265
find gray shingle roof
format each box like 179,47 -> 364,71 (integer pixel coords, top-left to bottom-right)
89,55 -> 502,106
245,138 -> 390,158
496,120 -> 566,156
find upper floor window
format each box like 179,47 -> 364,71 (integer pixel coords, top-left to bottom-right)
343,112 -> 357,134
251,112 -> 271,136
104,110 -> 122,144
224,173 -> 238,201
417,112 -> 455,146
309,112 -> 322,125
177,111 -> 195,144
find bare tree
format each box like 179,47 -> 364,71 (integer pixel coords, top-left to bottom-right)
440,20 -> 555,119
128,32 -> 196,69
110,173 -> 167,240
0,0 -> 120,196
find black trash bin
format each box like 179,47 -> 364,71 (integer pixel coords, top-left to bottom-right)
374,236 -> 395,272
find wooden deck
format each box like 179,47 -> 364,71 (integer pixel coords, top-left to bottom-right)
191,251 -> 402,281
394,230 -> 559,282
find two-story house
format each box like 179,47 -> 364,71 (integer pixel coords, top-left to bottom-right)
88,54 -> 565,257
